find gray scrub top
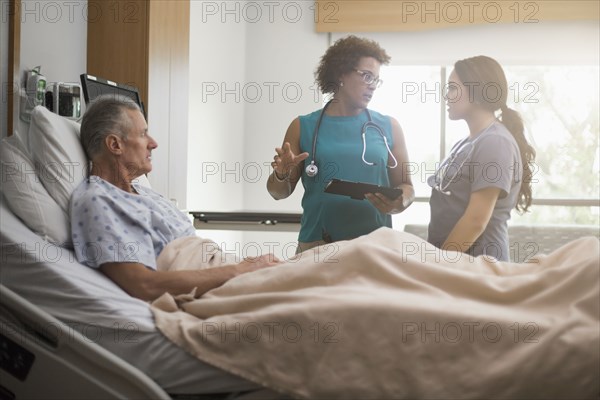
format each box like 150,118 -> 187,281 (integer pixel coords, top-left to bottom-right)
427,122 -> 522,261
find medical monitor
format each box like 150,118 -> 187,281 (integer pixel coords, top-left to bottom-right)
80,74 -> 145,117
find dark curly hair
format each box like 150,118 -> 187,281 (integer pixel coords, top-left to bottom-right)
315,35 -> 391,94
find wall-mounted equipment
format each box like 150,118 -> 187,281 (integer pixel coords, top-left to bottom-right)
19,66 -> 46,122
45,83 -> 82,120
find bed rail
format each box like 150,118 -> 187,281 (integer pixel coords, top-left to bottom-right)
0,284 -> 170,400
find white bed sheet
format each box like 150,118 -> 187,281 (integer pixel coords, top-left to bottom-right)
0,194 -> 260,395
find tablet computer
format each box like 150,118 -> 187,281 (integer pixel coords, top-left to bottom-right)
324,179 -> 403,200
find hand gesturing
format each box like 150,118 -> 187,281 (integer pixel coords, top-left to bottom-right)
271,142 -> 309,179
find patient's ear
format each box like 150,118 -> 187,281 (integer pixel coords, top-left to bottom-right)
105,133 -> 124,155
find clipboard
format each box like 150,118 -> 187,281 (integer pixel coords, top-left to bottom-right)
324,179 -> 403,200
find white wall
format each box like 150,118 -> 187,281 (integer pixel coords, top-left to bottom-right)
17,0 -> 87,142
188,1 -> 247,213
187,1 -> 329,213
19,0 -> 87,86
187,1 -> 330,256
241,3 -> 330,256
242,3 -> 329,213
187,1 -> 249,249
1,0 -> 87,138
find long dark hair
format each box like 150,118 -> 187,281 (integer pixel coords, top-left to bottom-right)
454,56 -> 536,213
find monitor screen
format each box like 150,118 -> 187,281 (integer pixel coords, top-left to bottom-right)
79,74 -> 145,117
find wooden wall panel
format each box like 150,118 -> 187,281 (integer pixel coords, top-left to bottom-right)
7,0 -> 21,136
87,0 -> 149,109
316,1 -> 600,32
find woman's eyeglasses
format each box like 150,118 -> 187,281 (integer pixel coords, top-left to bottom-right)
355,70 -> 383,88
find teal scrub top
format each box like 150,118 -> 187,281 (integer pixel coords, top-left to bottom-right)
298,108 -> 394,243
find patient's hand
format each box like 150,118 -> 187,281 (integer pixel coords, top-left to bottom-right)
236,254 -> 281,275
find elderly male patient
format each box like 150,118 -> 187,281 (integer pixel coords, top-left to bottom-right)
70,95 -> 279,301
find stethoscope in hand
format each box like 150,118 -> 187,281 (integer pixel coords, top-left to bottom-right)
305,100 -> 398,177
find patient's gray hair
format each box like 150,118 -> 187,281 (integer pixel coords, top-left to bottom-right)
80,94 -> 141,159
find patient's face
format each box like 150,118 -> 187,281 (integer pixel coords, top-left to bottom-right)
121,109 -> 158,178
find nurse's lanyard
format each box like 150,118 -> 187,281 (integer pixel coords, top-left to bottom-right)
305,100 -> 398,177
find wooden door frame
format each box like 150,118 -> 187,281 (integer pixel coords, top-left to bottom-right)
7,0 -> 21,136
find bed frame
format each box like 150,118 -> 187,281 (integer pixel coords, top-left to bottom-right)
0,284 -> 170,400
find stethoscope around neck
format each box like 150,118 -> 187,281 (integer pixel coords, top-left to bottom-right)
305,99 -> 398,177
428,120 -> 497,196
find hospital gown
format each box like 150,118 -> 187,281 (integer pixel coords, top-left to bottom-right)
70,176 -> 195,270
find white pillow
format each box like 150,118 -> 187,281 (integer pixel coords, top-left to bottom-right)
0,135 -> 71,245
28,106 -> 87,213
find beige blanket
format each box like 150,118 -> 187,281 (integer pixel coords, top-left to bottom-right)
151,228 -> 599,399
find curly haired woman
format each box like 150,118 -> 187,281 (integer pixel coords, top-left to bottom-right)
267,35 -> 415,253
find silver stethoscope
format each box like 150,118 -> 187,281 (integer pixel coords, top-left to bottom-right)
428,120 -> 497,195
305,99 -> 398,177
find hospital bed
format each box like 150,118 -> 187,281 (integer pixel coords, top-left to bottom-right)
0,106 -> 272,399
2,106 -> 598,398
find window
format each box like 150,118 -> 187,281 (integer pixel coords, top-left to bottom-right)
370,65 -> 599,227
